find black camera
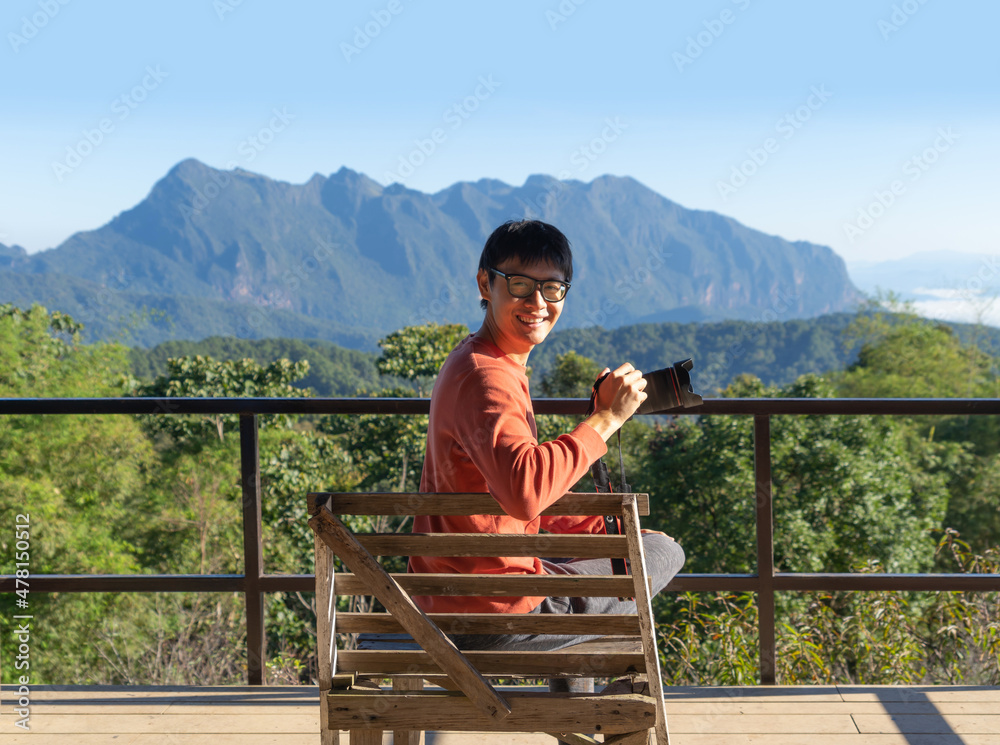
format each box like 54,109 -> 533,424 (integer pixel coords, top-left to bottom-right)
635,358 -> 703,414
589,358 -> 702,579
590,358 -> 703,416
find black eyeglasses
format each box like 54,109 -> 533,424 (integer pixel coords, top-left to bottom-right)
489,268 -> 571,302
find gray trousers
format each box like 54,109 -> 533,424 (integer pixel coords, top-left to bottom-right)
451,533 -> 685,652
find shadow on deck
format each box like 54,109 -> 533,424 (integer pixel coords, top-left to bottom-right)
2,684 -> 999,744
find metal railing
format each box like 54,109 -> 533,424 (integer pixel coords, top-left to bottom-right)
2,396 -> 999,685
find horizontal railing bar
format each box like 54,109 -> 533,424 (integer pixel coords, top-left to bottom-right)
667,574 -> 759,592
4,572 -> 997,594
0,573 -> 314,593
0,574 -> 245,592
0,397 -> 432,416
697,399 -> 1000,416
260,574 -> 315,592
5,397 -> 1000,417
774,573 -> 1000,591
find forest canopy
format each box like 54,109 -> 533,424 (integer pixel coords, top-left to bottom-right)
1,302 -> 997,687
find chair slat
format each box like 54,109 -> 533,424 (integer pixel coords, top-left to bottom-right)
324,690 -> 656,734
310,507 -> 512,721
358,533 -> 629,558
357,634 -> 642,654
336,649 -> 645,676
335,612 -> 641,635
309,492 -> 649,516
333,573 -> 635,597
309,488 -> 665,744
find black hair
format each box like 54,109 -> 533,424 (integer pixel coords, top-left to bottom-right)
477,220 -> 573,311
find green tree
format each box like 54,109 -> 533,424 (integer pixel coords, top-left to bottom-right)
324,324 -> 468,491
535,350 -> 601,452
837,297 -> 993,399
539,350 -> 601,398
835,296 -> 1000,554
376,322 -> 468,395
125,351 -> 359,682
638,373 -> 958,575
127,355 -> 310,445
130,336 -> 388,396
0,305 -> 156,684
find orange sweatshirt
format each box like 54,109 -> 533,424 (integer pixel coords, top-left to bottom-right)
411,334 -> 609,613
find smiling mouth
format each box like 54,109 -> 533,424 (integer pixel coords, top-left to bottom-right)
517,315 -> 547,326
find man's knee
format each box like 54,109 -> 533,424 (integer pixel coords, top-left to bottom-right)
640,533 -> 685,594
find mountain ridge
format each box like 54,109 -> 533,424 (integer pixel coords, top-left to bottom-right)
1,159 -> 860,347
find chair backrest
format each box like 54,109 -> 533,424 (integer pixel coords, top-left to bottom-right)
307,490 -> 669,743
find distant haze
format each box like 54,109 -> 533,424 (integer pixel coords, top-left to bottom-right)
848,250 -> 1000,326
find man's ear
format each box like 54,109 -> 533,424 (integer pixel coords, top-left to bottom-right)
476,268 -> 492,305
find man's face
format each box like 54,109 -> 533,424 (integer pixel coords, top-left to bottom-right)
477,258 -> 567,361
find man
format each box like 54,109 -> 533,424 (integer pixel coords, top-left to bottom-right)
411,219 -> 684,653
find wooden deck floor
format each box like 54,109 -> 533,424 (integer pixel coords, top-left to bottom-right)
2,684 -> 998,744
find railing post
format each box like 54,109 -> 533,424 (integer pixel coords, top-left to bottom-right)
753,413 -> 776,685
240,413 -> 265,685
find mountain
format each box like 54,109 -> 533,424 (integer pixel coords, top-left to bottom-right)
1,159 -> 860,347
0,243 -> 27,268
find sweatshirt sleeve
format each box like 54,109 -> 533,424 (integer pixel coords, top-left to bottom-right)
453,363 -> 608,522
539,512 -> 608,534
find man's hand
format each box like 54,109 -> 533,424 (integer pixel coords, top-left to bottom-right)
584,363 -> 647,442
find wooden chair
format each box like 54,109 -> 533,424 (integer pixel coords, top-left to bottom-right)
307,490 -> 671,745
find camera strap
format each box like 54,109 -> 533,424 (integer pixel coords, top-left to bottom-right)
587,375 -> 629,578
616,428 -> 629,494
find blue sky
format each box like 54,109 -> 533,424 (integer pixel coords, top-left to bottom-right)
2,0 -> 998,270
